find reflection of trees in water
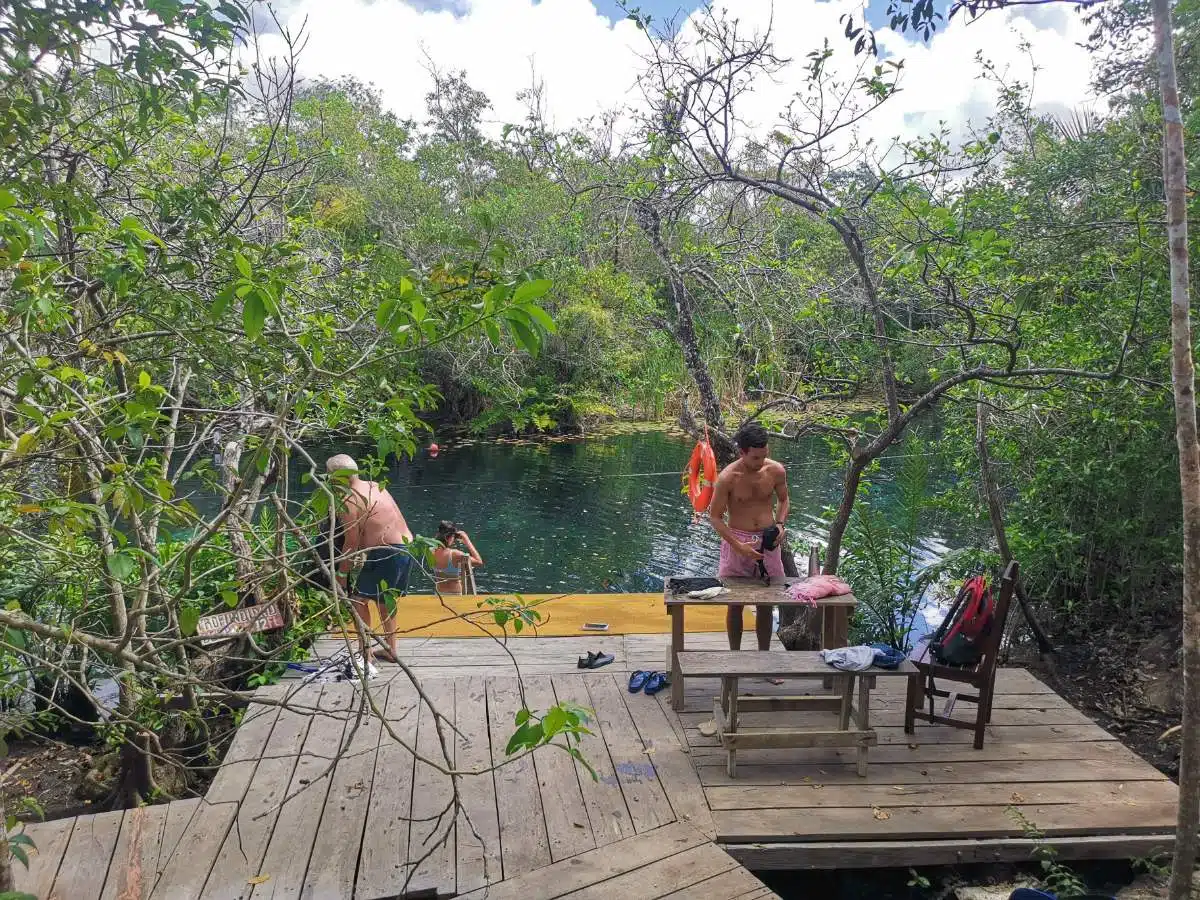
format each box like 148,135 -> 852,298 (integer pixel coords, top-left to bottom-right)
208,430 -> 956,593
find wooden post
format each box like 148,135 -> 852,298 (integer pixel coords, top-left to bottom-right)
670,605 -> 685,710
856,675 -> 871,776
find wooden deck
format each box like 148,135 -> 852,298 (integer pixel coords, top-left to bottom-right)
13,633 -> 1177,897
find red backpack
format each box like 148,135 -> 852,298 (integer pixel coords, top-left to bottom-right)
931,575 -> 995,667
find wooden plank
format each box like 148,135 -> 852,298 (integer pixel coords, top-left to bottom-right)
613,675 -> 715,838
488,676 -> 552,878
660,866 -> 775,899
565,842 -> 740,900
454,676 -> 503,894
356,676 -> 419,900
200,699 -> 312,900
681,703 -> 1098,730
697,756 -> 1168,787
456,822 -> 708,900
407,677 -> 457,897
49,809 -> 124,900
552,677 -> 637,846
721,728 -> 876,750
154,695 -> 285,899
723,833 -> 1177,870
249,683 -> 353,900
735,695 -> 844,713
100,804 -> 169,900
584,676 -> 675,833
685,738 -> 1151,768
690,723 -> 1116,749
713,801 -> 1180,843
677,651 -> 914,678
301,684 -> 386,899
13,817 -> 74,899
524,676 -> 596,861
160,798 -> 202,864
705,778 -> 1180,810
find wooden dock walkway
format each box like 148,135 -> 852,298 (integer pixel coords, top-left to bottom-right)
13,633 -> 1177,897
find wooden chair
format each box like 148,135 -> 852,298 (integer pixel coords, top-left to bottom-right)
904,560 -> 1019,750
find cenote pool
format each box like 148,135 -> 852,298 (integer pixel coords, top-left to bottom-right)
279,427 -> 956,595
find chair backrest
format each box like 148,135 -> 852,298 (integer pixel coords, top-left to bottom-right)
975,560 -> 1018,676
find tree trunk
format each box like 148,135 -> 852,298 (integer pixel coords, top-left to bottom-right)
975,402 -> 1055,660
778,540 -> 823,650
1154,0 -> 1200,894
636,200 -> 737,464
823,454 -> 868,575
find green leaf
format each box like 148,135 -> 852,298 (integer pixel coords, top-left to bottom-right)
234,251 -> 251,278
106,552 -> 137,581
515,708 -> 531,726
483,319 -> 501,345
138,370 -> 151,389
522,303 -> 556,333
14,373 -> 35,397
506,316 -> 540,356
9,845 -> 28,869
4,628 -> 26,652
543,705 -> 567,738
513,279 -> 552,304
179,607 -> 200,637
243,293 -> 266,341
211,284 -> 235,319
376,298 -> 396,331
221,590 -> 238,608
505,721 -> 544,756
0,189 -> 16,211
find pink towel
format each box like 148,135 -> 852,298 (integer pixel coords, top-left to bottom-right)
787,574 -> 852,606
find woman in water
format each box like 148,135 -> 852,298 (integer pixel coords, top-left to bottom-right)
432,521 -> 483,594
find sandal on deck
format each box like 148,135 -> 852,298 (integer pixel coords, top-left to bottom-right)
643,672 -> 668,695
587,652 -> 615,669
578,651 -> 598,669
628,671 -> 650,693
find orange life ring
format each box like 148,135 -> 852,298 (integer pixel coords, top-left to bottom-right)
687,440 -> 718,513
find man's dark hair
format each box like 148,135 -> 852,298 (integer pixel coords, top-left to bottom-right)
734,421 -> 769,451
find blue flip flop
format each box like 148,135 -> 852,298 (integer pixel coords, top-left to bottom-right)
628,671 -> 650,693
643,672 -> 668,696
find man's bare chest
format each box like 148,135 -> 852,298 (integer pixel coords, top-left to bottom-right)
729,473 -> 775,504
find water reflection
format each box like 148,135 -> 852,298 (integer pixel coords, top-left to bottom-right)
279,430 -> 955,594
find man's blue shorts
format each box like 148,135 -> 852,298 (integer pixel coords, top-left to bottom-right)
354,544 -> 413,601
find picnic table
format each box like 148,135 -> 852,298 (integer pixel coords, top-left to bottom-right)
663,575 -> 858,710
677,650 -> 917,776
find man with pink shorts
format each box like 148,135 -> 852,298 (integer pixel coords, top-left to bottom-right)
708,422 -> 790,650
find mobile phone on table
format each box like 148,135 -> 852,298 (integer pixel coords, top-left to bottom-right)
581,622 -> 609,632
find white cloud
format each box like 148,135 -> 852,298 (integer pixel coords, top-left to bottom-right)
250,0 -> 1099,146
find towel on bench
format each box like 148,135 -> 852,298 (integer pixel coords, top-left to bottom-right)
787,574 -> 852,606
821,646 -> 876,671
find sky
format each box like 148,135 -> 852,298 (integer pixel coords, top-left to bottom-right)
250,0 -> 1100,149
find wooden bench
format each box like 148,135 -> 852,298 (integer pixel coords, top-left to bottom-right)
663,575 -> 858,710
677,650 -> 917,777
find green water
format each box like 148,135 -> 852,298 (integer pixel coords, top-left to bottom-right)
297,429 -> 953,594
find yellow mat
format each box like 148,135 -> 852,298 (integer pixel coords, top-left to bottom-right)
349,592 -> 731,638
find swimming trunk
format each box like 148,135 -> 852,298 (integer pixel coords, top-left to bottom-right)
718,527 -> 784,579
355,544 -> 414,601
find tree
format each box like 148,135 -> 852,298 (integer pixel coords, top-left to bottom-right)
847,0 -> 1199,890
0,0 -> 566,836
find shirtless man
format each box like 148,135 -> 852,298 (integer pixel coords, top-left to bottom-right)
327,454 -> 413,663
707,422 -> 790,651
